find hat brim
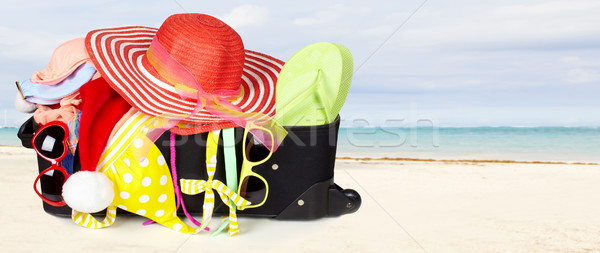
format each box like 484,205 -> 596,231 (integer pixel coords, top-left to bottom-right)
22,63 -> 96,102
31,37 -> 91,85
85,26 -> 283,129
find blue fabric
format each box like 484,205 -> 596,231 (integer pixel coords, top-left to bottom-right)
24,97 -> 62,105
62,150 -> 75,175
20,64 -> 96,104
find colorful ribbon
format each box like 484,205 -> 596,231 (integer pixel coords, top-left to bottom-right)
67,110 -> 81,155
179,130 -> 250,235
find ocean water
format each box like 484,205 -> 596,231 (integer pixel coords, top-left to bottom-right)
0,127 -> 22,147
338,127 -> 600,162
2,126 -> 599,163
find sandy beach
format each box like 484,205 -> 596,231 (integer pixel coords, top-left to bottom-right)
1,146 -> 599,252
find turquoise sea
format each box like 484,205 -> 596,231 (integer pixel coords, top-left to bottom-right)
2,126 -> 599,163
0,127 -> 23,147
337,127 -> 600,162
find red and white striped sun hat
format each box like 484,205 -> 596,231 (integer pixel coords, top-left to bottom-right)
84,13 -> 284,133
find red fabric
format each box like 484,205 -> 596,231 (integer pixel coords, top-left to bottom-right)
78,77 -> 131,172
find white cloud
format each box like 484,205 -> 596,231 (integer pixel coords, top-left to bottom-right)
292,17 -> 317,26
292,10 -> 335,26
292,4 -> 369,26
221,5 -> 269,28
0,26 -> 75,61
562,56 -> 600,68
562,56 -> 600,83
566,68 -> 600,83
398,1 -> 600,50
357,25 -> 395,37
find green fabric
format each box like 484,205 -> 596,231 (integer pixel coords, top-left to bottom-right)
275,42 -> 353,126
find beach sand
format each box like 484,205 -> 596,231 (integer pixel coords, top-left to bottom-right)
1,146 -> 599,252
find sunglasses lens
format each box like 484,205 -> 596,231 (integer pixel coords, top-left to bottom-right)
246,128 -> 272,163
38,169 -> 67,202
239,175 -> 267,205
34,125 -> 66,159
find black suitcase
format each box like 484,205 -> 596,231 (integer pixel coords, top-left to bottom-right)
19,115 -> 361,220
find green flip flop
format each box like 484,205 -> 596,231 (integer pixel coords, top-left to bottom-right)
274,42 -> 353,126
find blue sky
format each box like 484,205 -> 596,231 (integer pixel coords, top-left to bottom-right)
1,0 -> 599,127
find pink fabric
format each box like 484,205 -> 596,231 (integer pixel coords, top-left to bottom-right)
31,38 -> 99,85
33,92 -> 82,125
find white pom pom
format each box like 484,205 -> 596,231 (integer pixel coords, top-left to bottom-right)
14,92 -> 37,113
62,171 -> 115,213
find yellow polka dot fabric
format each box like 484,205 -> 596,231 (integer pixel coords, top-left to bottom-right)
72,111 -> 201,234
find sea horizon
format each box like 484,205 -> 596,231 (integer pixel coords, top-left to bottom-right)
3,125 -> 599,163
